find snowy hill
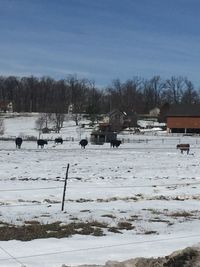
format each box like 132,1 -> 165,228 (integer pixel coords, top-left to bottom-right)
2,113 -> 93,140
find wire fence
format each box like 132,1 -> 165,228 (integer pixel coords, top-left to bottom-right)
0,179 -> 200,210
0,181 -> 200,193
1,134 -> 200,145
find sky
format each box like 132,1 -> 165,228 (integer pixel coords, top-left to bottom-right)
0,0 -> 200,87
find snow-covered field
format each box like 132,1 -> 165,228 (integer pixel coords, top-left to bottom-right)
0,114 -> 200,267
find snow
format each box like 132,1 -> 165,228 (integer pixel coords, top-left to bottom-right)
0,114 -> 200,267
3,113 -> 92,140
137,119 -> 166,128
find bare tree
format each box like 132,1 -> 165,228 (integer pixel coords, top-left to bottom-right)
162,76 -> 186,104
181,79 -> 199,104
107,77 -> 143,113
51,113 -> 65,133
122,77 -> 144,113
65,75 -> 89,125
71,113 -> 82,126
143,76 -> 163,112
35,113 -> 53,134
86,84 -> 102,124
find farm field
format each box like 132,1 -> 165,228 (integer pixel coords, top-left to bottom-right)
0,115 -> 200,266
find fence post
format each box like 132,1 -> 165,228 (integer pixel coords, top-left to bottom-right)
61,164 -> 70,211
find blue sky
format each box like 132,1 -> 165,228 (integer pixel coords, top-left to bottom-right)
0,0 -> 200,87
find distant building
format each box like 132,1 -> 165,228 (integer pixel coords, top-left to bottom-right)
103,109 -> 137,131
138,107 -> 160,122
0,101 -> 13,113
7,102 -> 13,112
149,107 -> 160,117
167,104 -> 200,133
107,109 -> 126,131
68,104 -> 73,114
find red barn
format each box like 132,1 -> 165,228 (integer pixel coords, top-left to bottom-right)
167,104 -> 200,134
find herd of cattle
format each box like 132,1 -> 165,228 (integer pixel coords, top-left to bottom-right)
15,137 -> 122,149
15,137 -> 190,153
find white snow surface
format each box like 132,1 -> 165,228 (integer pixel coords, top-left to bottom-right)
0,114 -> 200,266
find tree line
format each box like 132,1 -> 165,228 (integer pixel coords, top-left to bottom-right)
0,75 -> 199,115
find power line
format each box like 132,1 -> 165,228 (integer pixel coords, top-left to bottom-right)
0,245 -> 25,266
67,181 -> 200,189
0,186 -> 63,192
0,181 -> 199,193
0,202 -> 59,208
0,234 -> 199,262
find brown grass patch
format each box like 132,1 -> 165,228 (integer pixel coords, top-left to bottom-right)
0,220 -> 108,241
117,221 -> 135,230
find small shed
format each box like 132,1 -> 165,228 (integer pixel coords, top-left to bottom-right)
90,131 -> 117,144
90,123 -> 117,144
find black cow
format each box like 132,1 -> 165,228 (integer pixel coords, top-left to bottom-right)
37,139 -> 48,148
55,137 -> 63,144
110,140 -> 121,148
15,137 -> 23,149
79,139 -> 88,149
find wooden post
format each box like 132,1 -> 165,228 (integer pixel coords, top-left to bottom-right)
61,164 -> 70,211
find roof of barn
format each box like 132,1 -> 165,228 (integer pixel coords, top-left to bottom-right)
167,104 -> 200,117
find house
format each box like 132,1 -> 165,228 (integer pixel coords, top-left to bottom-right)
103,109 -> 137,131
105,109 -> 127,131
0,101 -> 13,113
68,104 -> 73,114
149,107 -> 160,117
138,107 -> 160,122
167,104 -> 200,134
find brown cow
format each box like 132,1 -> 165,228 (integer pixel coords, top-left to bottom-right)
176,144 -> 190,154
